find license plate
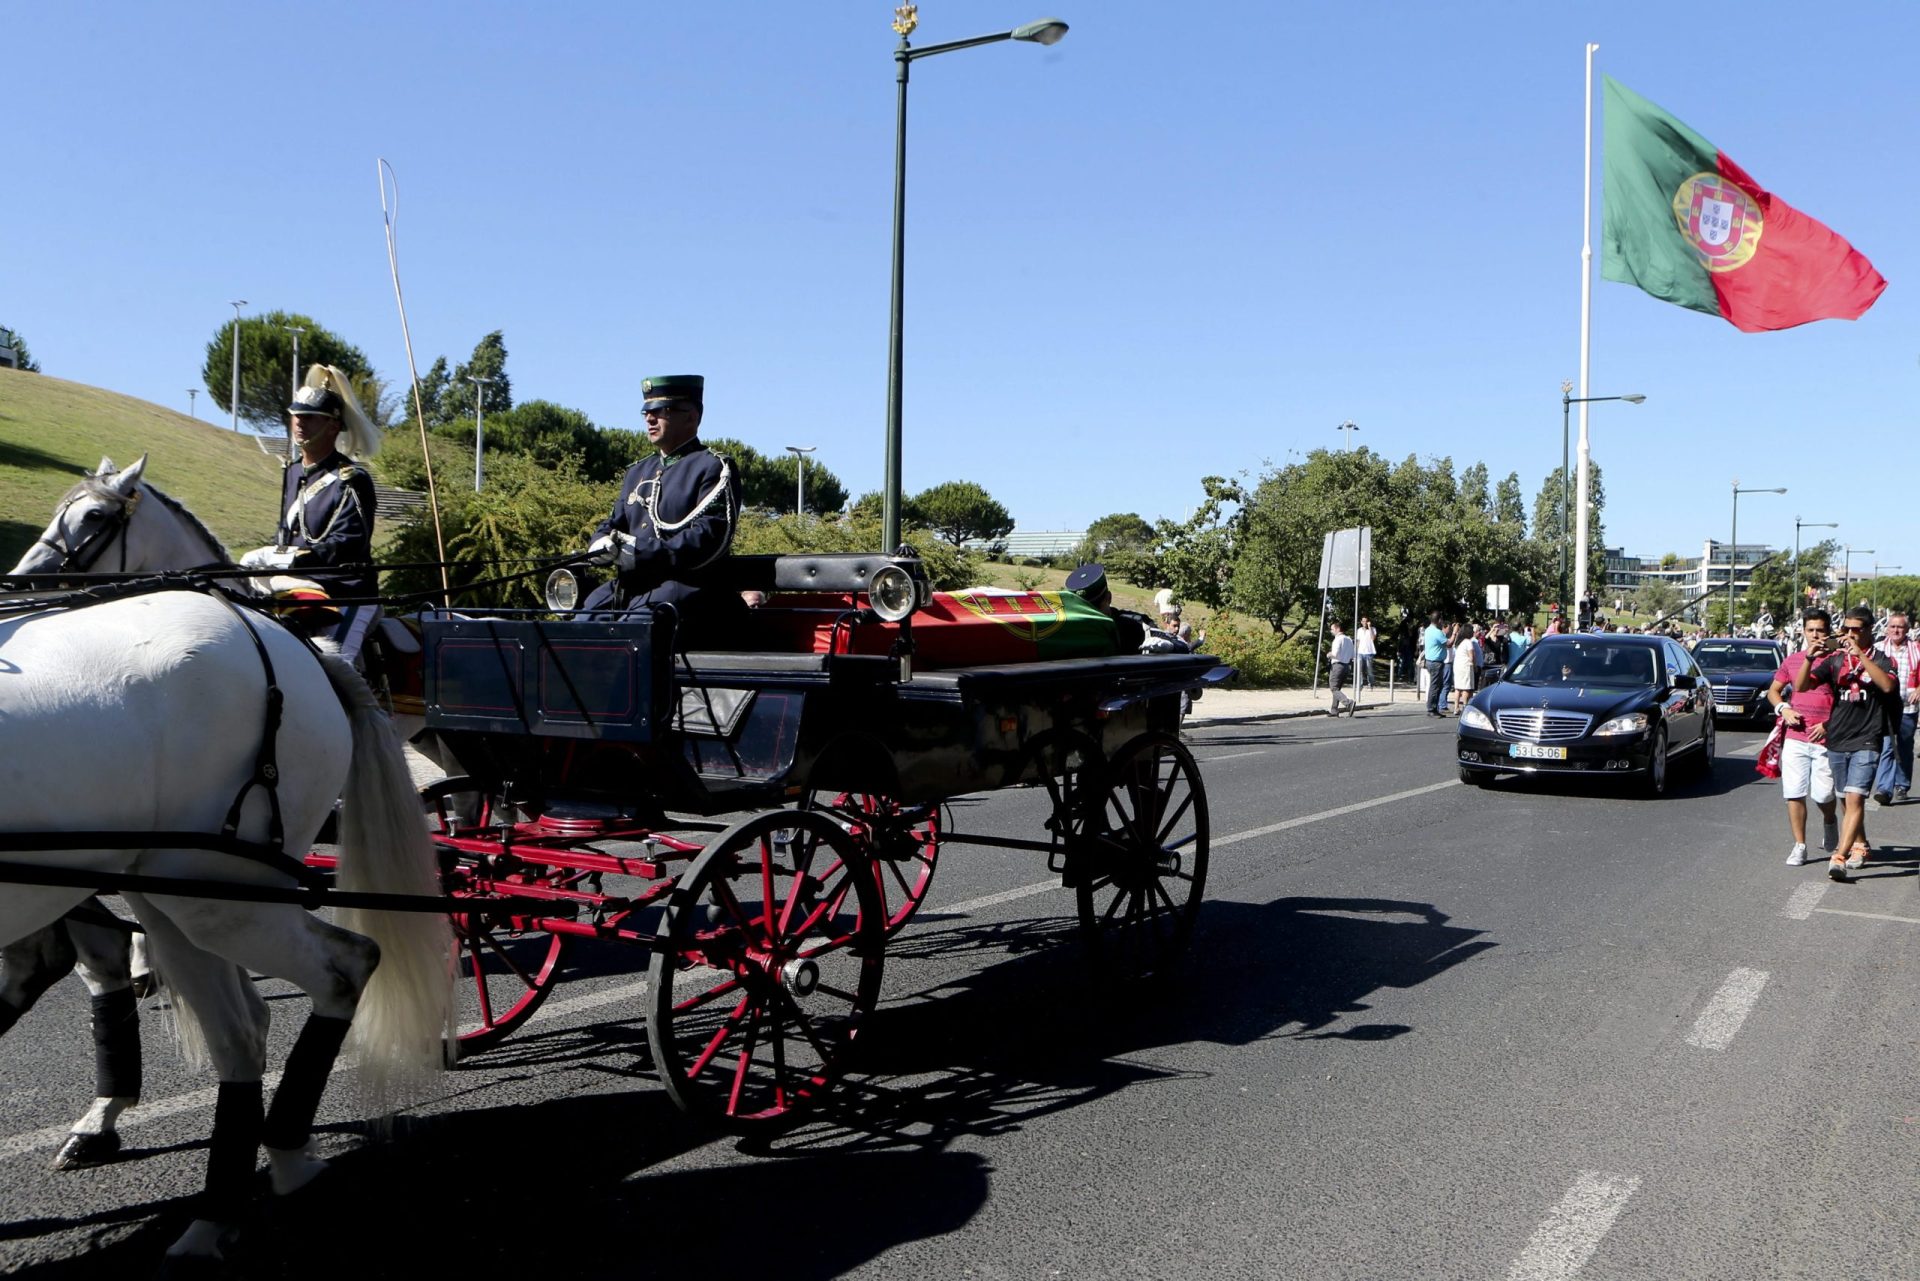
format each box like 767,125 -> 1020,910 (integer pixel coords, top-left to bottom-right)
1509,743 -> 1568,760
1715,703 -> 1743,714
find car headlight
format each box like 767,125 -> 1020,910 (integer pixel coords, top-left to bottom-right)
1460,705 -> 1493,731
1593,712 -> 1650,736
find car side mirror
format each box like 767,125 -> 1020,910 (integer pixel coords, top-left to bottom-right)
1672,673 -> 1698,689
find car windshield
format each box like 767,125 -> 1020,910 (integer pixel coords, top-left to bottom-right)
1507,641 -> 1659,687
1692,645 -> 1779,672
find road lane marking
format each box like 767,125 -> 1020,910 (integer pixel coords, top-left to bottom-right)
1814,907 -> 1920,926
0,1071 -> 284,1163
942,880 -> 1064,915
1505,1171 -> 1642,1281
1721,740 -> 1766,758
1685,967 -> 1769,1050
1783,882 -> 1829,920
1199,750 -> 1271,763
1213,779 -> 1461,848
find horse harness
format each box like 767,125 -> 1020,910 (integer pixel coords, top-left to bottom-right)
34,486 -> 141,574
0,580 -> 323,891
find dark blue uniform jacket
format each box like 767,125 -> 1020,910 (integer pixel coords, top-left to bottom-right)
587,439 -> 741,634
275,451 -> 377,598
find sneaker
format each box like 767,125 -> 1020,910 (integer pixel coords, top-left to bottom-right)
1828,855 -> 1850,882
1846,847 -> 1869,870
1874,790 -> 1894,807
1822,817 -> 1840,852
1786,843 -> 1809,866
1898,788 -> 1910,803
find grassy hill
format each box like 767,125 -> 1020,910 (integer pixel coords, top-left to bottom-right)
0,368 -> 285,568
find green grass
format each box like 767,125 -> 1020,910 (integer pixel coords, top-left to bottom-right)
0,368 -> 286,568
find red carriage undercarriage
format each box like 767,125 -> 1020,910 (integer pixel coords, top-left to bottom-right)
339,550 -> 1225,1123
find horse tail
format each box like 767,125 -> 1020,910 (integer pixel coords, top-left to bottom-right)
316,652 -> 453,1107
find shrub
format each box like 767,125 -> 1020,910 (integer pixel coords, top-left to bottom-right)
1201,610 -> 1317,688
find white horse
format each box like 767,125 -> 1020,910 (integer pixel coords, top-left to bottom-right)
0,581 -> 451,1265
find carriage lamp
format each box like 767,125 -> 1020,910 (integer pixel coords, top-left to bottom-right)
869,565 -> 919,622
545,568 -> 580,614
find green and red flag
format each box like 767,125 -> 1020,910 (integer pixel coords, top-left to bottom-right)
1601,76 -> 1886,332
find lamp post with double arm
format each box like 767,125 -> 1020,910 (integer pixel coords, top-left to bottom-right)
882,5 -> 1069,552
1563,386 -> 1645,614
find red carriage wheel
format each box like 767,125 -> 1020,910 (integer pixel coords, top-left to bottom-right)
645,809 -> 884,1123
809,793 -> 940,935
419,777 -> 572,1058
1073,732 -> 1209,982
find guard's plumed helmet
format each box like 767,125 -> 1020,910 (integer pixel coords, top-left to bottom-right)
288,365 -> 377,458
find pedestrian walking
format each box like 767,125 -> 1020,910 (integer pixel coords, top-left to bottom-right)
1793,606 -> 1900,881
1355,615 -> 1378,690
1452,624 -> 1477,711
1327,620 -> 1358,716
1870,610 -> 1920,805
1768,609 -> 1840,866
1422,612 -> 1451,717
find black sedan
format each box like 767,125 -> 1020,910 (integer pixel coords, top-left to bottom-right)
1455,634 -> 1714,796
1691,639 -> 1787,725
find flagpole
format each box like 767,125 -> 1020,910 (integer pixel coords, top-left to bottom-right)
1573,41 -> 1599,625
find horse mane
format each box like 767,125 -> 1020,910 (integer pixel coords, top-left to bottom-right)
69,474 -> 233,564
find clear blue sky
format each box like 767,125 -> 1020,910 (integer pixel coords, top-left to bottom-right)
7,2 -> 1915,570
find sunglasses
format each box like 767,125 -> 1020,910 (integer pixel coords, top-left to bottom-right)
644,401 -> 695,419
1840,624 -> 1868,633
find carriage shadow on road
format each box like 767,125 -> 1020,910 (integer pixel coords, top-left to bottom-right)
755,894 -> 1495,1161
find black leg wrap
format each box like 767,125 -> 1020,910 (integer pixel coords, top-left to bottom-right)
202,1080 -> 264,1221
0,998 -> 21,1039
91,989 -> 142,1098
262,1015 -> 351,1151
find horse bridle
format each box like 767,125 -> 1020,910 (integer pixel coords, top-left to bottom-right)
35,487 -> 141,573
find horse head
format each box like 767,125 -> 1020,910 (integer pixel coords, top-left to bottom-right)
11,455 -> 231,576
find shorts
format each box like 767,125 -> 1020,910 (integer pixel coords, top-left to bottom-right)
1780,737 -> 1834,803
1826,745 -> 1881,796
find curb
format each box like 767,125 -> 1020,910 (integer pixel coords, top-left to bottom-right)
1187,700 -> 1424,727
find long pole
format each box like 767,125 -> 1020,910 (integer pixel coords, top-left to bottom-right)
1728,482 -> 1739,636
1793,520 -> 1801,618
284,326 -> 304,460
228,299 -> 247,432
882,36 -> 911,553
187,389 -> 198,418
378,159 -> 451,602
1560,386 -> 1571,610
468,375 -> 494,491
1573,42 -> 1599,615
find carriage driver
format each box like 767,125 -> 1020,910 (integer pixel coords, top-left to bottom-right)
583,374 -> 743,643
240,365 -> 381,663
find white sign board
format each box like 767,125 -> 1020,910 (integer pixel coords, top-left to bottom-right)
1485,584 -> 1510,611
1317,526 -> 1372,590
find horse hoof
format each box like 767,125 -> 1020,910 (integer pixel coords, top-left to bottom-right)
51,1130 -> 121,1170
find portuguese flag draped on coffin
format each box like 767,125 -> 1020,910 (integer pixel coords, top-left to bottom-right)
1601,76 -> 1886,332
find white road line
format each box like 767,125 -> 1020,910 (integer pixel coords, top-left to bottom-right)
532,979 -> 648,1023
1783,881 -> 1829,920
1199,750 -> 1271,763
1685,967 -> 1770,1050
942,880 -> 1064,915
1505,1171 -> 1642,1281
1721,740 -> 1766,758
1814,907 -> 1920,926
0,1071 -> 283,1163
1213,779 -> 1461,848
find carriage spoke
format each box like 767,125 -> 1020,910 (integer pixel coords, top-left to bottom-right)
689,994 -> 754,1080
476,924 -> 541,992
671,971 -> 745,1015
727,1007 -> 763,1116
1154,788 -> 1197,847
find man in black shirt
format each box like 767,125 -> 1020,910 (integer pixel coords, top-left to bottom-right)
1794,606 -> 1899,881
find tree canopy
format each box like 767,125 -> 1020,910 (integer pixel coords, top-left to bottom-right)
912,480 -> 1014,548
202,310 -> 371,430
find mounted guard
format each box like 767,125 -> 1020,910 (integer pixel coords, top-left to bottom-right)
240,365 -> 381,662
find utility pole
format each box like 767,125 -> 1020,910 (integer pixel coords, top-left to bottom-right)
467,375 -> 496,491
283,325 -> 305,460
787,445 -> 817,516
187,389 -> 198,418
227,299 -> 247,432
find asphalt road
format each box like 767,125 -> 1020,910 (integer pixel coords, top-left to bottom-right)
2,710 -> 1916,1279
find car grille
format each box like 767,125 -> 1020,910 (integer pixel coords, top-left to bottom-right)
1494,709 -> 1593,741
1711,680 -> 1754,702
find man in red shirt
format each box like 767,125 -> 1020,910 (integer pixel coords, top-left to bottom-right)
1794,606 -> 1901,881
1768,609 -> 1839,867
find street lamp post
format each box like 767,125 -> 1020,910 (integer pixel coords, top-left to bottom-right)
467,375 -> 495,491
786,445 -> 817,516
1336,420 -> 1359,451
882,5 -> 1068,552
1792,517 -> 1837,618
227,299 -> 247,432
1872,563 -> 1902,617
187,389 -> 198,418
1841,546 -> 1875,611
283,325 -> 306,460
1562,386 -> 1645,615
1728,480 -> 1786,635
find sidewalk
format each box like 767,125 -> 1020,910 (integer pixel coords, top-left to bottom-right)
1187,684 -> 1426,725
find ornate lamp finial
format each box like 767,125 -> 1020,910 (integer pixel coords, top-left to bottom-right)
893,4 -> 919,37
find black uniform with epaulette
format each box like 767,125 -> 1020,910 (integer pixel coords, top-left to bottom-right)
275,451 -> 377,599
582,374 -> 742,641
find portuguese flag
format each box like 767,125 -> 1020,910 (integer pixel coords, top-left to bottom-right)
1601,76 -> 1886,332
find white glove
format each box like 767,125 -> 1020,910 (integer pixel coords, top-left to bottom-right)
585,532 -> 638,574
241,546 -> 297,571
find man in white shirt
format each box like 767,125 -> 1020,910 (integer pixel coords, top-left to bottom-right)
1327,620 -> 1358,716
1355,616 -> 1378,692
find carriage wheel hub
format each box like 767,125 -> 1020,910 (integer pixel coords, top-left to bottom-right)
780,957 -> 820,997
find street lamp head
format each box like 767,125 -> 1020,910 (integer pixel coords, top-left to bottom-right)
1620,394 -> 1647,404
1012,18 -> 1069,44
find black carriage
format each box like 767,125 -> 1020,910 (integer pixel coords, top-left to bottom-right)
359,551 -> 1227,1122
